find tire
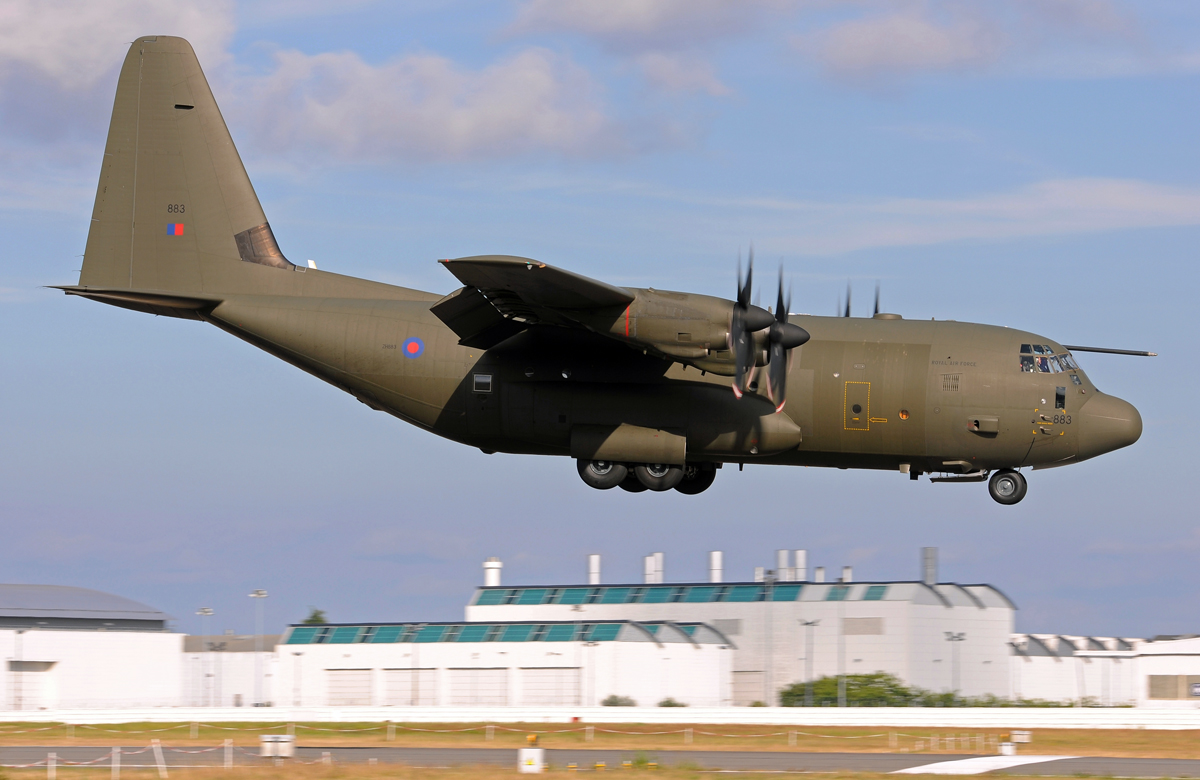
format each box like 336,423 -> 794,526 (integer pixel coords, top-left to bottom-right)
618,473 -> 648,492
675,464 -> 717,495
634,463 -> 685,492
576,459 -> 628,490
988,469 -> 1027,505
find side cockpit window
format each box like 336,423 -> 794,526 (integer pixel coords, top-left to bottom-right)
1019,344 -> 1079,375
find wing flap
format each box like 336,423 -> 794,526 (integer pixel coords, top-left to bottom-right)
429,286 -> 527,349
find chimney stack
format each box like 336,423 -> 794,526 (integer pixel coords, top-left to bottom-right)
814,566 -> 825,583
483,557 -> 502,587
841,565 -> 853,583
776,550 -> 791,581
643,555 -> 655,584
794,550 -> 808,581
709,551 -> 723,583
588,554 -> 601,585
653,552 -> 664,584
922,547 -> 938,586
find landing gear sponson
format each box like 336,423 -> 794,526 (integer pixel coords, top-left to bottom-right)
577,460 -> 718,495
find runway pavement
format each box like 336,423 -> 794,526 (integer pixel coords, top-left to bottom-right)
5,745 -> 1200,775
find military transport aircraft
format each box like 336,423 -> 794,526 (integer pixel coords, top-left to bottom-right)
60,37 -> 1150,504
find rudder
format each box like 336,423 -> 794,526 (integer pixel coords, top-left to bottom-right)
81,36 -> 293,297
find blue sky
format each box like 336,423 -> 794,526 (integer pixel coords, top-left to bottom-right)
1,0 -> 1197,640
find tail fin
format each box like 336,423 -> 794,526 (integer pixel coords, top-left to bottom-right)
80,36 -> 293,299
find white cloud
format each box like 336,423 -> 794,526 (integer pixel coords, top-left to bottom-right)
638,177 -> 1200,255
233,47 -> 621,162
798,9 -> 1006,79
510,0 -> 789,51
0,0 -> 234,91
635,53 -> 731,96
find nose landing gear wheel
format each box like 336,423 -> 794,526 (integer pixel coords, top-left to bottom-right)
988,469 -> 1027,505
634,463 -> 685,491
675,464 -> 717,495
576,459 -> 629,490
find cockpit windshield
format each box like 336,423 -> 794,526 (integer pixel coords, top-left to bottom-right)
1019,344 -> 1079,374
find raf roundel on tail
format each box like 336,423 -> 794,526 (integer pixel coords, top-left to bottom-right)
58,36 -> 1151,503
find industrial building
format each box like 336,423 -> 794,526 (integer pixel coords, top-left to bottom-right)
465,549 -> 1014,705
0,585 -> 181,710
4,553 -> 1200,711
277,620 -> 732,707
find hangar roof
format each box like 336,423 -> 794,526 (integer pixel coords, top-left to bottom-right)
0,584 -> 169,629
282,620 -> 732,647
469,582 -> 1015,610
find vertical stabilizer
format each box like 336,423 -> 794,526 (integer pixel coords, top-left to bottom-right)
81,36 -> 292,296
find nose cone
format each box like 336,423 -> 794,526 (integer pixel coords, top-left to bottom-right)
1077,392 -> 1142,461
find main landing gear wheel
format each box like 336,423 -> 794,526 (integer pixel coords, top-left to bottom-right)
618,473 -> 648,492
635,463 -> 685,492
988,469 -> 1028,505
577,459 -> 629,490
675,465 -> 717,495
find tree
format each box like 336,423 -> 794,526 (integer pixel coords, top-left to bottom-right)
780,672 -> 916,707
302,607 -> 327,625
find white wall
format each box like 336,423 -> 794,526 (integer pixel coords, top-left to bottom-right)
181,651 -> 278,707
0,629 -> 182,710
276,638 -> 729,708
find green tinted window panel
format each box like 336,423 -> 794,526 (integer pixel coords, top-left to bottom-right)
727,585 -> 764,602
864,585 -> 888,601
543,624 -> 578,641
370,625 -> 406,643
588,623 -> 622,641
684,586 -> 718,603
475,589 -> 509,606
772,584 -> 802,602
415,625 -> 448,642
516,589 -> 547,605
456,625 -> 490,643
640,587 -> 673,603
328,626 -> 362,644
641,624 -> 661,635
600,587 -> 632,604
826,585 -> 850,601
443,625 -> 463,642
679,625 -> 697,636
627,588 -> 646,603
314,627 -> 334,643
502,624 -> 536,642
558,588 -> 591,605
285,626 -> 319,644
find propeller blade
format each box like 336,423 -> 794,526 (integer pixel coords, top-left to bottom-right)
874,282 -> 880,317
764,266 -> 811,412
844,283 -> 851,317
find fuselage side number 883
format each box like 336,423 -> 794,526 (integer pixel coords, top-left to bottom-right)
167,204 -> 185,213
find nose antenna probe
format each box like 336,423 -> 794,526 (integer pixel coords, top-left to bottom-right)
1063,345 -> 1157,357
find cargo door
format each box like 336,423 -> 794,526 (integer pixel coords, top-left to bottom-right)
449,668 -> 508,705
326,669 -> 372,706
521,667 -> 581,706
384,668 -> 437,706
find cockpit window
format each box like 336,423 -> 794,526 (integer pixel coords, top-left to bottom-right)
1019,344 -> 1078,375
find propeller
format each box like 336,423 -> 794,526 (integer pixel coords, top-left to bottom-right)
729,249 -> 774,398
874,282 -> 880,316
765,267 -> 811,412
844,282 -> 851,317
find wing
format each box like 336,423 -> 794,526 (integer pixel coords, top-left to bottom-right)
431,255 -> 633,348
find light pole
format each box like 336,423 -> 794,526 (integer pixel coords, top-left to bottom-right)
837,589 -> 846,707
13,629 -> 25,711
799,620 -> 819,706
292,652 -> 304,706
945,632 -> 966,700
763,569 -> 776,706
249,590 -> 268,706
196,608 -> 213,706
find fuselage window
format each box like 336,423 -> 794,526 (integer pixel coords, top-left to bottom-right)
1055,387 -> 1066,410
1070,374 -> 1082,386
1019,345 -> 1076,374
473,373 -> 493,393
